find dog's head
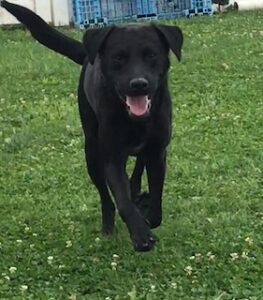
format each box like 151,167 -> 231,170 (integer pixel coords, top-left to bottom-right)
83,24 -> 183,118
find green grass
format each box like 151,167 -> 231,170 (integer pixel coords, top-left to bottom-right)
0,10 -> 263,300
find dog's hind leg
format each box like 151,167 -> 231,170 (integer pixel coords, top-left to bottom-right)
0,0 -> 86,65
130,157 -> 152,222
145,150 -> 167,229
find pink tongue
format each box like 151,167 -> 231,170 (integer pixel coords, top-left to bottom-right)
126,96 -> 148,116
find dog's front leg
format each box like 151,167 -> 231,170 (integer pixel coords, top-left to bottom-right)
145,150 -> 167,229
105,157 -> 156,251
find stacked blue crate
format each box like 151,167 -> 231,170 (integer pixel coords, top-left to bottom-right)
72,0 -> 102,26
184,0 -> 212,16
156,0 -> 182,19
191,0 -> 212,9
72,0 -> 211,27
106,0 -> 136,21
200,0 -> 213,14
136,0 -> 157,17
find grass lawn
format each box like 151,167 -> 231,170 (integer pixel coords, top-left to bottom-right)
0,10 -> 263,300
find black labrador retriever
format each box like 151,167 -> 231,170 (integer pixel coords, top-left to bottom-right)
1,0 -> 183,251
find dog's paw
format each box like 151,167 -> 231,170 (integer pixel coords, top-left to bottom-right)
0,0 -> 5,7
134,237 -> 156,252
132,230 -> 156,252
129,215 -> 157,252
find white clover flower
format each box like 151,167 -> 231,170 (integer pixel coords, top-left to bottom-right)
4,137 -> 12,144
171,282 -> 177,289
58,264 -> 66,269
92,257 -> 100,263
208,254 -> 216,261
195,253 -> 203,261
112,254 -> 119,260
241,251 -> 249,259
3,273 -> 10,281
66,240 -> 73,248
81,204 -> 88,211
111,262 -> 117,267
24,226 -> 30,233
16,239 -> 23,244
20,285 -> 28,292
9,267 -> 17,274
245,237 -> 254,246
95,237 -> 100,243
190,253 -> 203,261
150,284 -> 156,292
230,253 -> 239,261
207,251 -> 216,261
47,256 -> 54,264
68,294 -> 77,300
184,266 -> 193,276
111,261 -> 117,271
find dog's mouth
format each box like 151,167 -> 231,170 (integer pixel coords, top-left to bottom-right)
125,95 -> 151,117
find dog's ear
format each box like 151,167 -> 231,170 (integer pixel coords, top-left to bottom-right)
153,25 -> 183,61
83,26 -> 115,64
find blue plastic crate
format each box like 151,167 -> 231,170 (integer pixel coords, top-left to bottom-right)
71,0 -> 212,27
190,0 -> 212,9
73,0 -> 102,25
136,0 -> 157,16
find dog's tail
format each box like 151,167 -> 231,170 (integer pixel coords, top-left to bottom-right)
0,0 -> 87,65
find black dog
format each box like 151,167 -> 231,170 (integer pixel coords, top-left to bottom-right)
1,1 -> 183,251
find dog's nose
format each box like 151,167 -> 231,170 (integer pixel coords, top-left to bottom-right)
129,78 -> 149,91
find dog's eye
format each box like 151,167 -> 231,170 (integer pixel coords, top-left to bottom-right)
113,53 -> 127,63
143,50 -> 157,60
147,52 -> 157,59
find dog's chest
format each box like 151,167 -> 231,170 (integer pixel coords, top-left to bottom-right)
127,125 -> 148,155
128,142 -> 145,155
